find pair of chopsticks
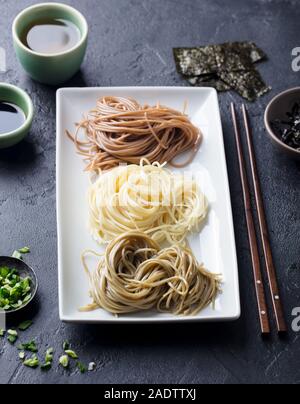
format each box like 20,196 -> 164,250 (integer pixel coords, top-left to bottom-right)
231,103 -> 287,335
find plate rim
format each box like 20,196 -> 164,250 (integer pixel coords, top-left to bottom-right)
56,86 -> 241,324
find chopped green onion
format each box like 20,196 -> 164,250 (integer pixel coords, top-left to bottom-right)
18,320 -> 33,331
18,340 -> 38,353
12,251 -> 22,260
62,341 -> 70,351
0,266 -> 32,311
0,329 -> 4,337
45,348 -> 54,363
0,266 -> 10,278
12,247 -> 30,261
23,293 -> 32,303
7,329 -> 18,336
65,350 -> 78,359
23,354 -> 39,368
19,351 -> 26,360
41,362 -> 52,371
59,355 -> 69,368
41,347 -> 54,370
8,335 -> 18,344
77,362 -> 87,374
18,247 -> 30,254
7,330 -> 18,344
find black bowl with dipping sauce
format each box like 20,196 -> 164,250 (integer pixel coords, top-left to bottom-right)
265,87 -> 300,160
0,257 -> 38,315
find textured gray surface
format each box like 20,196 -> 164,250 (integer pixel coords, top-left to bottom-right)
0,0 -> 299,385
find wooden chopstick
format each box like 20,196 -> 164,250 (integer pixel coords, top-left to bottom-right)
231,103 -> 271,335
242,104 -> 287,333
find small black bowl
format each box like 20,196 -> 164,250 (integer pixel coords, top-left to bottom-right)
264,87 -> 300,160
0,256 -> 38,315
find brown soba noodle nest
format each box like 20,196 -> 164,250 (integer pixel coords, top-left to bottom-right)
67,96 -> 202,171
81,232 -> 221,316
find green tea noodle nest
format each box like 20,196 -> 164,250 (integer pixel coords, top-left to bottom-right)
81,231 -> 221,316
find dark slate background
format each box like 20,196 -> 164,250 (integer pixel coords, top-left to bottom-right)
0,0 -> 299,385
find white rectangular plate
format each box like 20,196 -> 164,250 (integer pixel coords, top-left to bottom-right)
56,87 -> 240,323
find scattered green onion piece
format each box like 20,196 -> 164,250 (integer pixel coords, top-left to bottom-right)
7,330 -> 18,344
0,329 -> 4,337
45,348 -> 54,363
8,335 -> 18,344
63,341 -> 70,351
46,347 -> 54,355
77,362 -> 87,374
65,350 -> 78,359
18,320 -> 33,331
59,355 -> 69,368
12,251 -> 22,260
41,362 -> 52,371
18,340 -> 38,353
23,354 -> 39,368
18,247 -> 30,254
19,351 -> 26,360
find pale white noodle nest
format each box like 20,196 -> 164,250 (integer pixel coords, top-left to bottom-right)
88,160 -> 208,245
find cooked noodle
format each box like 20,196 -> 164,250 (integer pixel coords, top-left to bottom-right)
67,96 -> 202,171
88,160 -> 208,245
81,232 -> 221,316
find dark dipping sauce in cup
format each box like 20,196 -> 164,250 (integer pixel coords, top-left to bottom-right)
0,102 -> 25,134
21,18 -> 81,55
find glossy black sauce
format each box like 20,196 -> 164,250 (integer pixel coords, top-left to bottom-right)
0,102 -> 25,134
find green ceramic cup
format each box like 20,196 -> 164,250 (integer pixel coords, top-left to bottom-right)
12,2 -> 88,86
0,83 -> 34,149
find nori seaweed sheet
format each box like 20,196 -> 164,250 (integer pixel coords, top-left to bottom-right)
219,42 -> 266,65
219,69 -> 271,102
174,42 -> 266,77
173,47 -> 219,76
239,41 -> 266,63
173,41 -> 269,101
215,45 -> 253,72
185,74 -> 230,92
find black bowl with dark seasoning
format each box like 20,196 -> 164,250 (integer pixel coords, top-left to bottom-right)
264,87 -> 300,160
271,102 -> 300,151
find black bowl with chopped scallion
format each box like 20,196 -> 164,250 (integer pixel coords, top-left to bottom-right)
0,257 -> 37,314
